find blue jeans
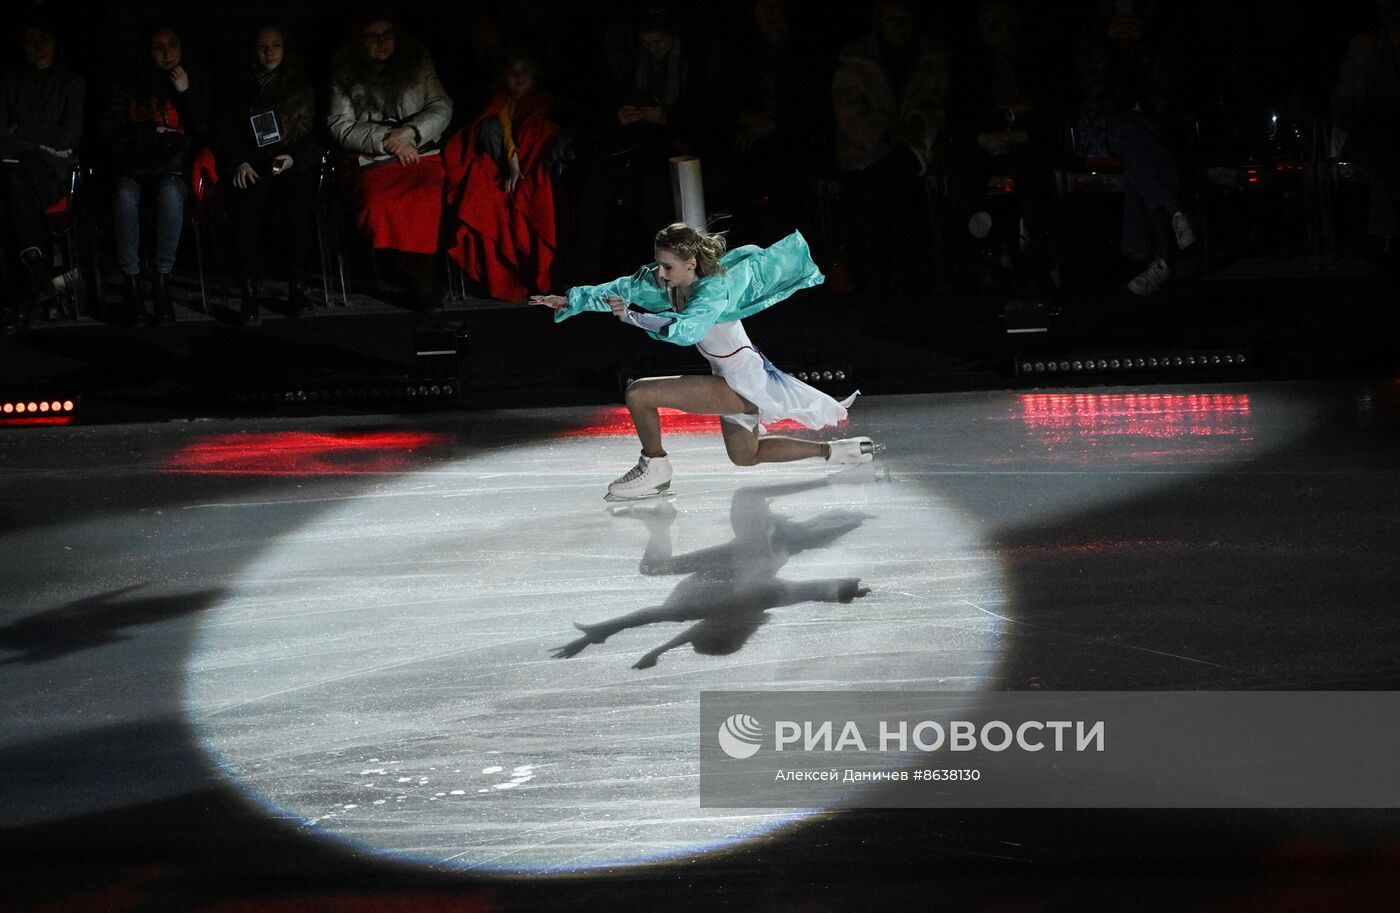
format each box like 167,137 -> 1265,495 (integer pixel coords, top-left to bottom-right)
112,174 -> 186,275
1105,113 -> 1181,259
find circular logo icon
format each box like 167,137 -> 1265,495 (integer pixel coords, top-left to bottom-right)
717,714 -> 763,759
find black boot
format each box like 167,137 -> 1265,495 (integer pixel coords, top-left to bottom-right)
240,278 -> 261,326
404,254 -> 444,313
120,273 -> 144,326
287,271 -> 312,317
151,273 -> 176,326
19,247 -> 57,307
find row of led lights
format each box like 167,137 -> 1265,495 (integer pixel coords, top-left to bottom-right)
3,399 -> 77,414
1020,354 -> 1247,375
792,369 -> 849,383
233,384 -> 457,405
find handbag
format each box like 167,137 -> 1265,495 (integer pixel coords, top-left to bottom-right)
118,127 -> 188,177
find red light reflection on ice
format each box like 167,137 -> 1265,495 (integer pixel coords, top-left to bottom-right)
1019,393 -> 1251,451
559,407 -> 810,437
0,416 -> 73,426
166,431 -> 452,475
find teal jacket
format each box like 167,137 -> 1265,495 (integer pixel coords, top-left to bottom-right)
557,231 -> 825,347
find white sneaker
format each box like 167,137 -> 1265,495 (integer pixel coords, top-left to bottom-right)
826,438 -> 885,464
1171,211 -> 1195,249
1127,258 -> 1170,296
606,453 -> 673,501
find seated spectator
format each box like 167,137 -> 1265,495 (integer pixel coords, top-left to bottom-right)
944,0 -> 1057,296
444,48 -> 561,301
565,3 -> 701,282
711,0 -> 831,247
98,22 -> 209,325
328,8 -> 452,311
0,18 -> 84,331
1332,0 -> 1400,273
831,0 -> 949,306
1071,0 -> 1196,297
210,23 -> 323,325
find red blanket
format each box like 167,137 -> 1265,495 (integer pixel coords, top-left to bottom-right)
444,89 -> 558,300
344,155 -> 446,254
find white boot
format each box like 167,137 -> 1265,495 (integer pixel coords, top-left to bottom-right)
1171,211 -> 1196,249
826,438 -> 884,464
606,452 -> 673,501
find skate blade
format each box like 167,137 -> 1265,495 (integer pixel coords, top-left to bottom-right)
604,489 -> 676,503
862,441 -> 886,456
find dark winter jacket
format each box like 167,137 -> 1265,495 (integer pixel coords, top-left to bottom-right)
98,61 -> 210,178
0,63 -> 85,187
212,59 -> 319,174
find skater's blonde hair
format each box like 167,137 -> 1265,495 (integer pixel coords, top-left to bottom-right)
654,223 -> 727,277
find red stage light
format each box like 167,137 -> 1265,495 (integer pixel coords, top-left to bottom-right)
558,407 -> 817,438
1019,392 -> 1252,454
0,394 -> 80,426
165,431 -> 454,475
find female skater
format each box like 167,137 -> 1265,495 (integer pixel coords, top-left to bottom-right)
530,223 -> 882,501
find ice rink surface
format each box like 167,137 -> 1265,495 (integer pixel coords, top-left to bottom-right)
3,379 -> 1399,905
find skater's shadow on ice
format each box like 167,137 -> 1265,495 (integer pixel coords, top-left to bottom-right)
552,476 -> 874,669
0,584 -> 225,665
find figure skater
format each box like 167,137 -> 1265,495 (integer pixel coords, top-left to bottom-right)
530,223 -> 883,501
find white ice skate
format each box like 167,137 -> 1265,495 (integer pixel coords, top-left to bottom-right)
605,453 -> 675,502
826,437 -> 885,465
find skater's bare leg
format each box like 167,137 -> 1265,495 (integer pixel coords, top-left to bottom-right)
720,417 -> 828,466
625,375 -> 751,457
626,374 -> 834,466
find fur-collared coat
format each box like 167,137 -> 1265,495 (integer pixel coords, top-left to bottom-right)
831,32 -> 949,175
327,34 -> 451,156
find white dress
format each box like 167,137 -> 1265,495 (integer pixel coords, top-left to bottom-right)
695,318 -> 857,433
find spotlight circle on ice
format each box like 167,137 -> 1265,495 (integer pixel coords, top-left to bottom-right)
718,714 -> 764,759
185,429 -> 1008,874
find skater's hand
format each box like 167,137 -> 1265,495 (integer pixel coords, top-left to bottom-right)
529,294 -> 566,311
604,295 -> 628,320
233,162 -> 259,189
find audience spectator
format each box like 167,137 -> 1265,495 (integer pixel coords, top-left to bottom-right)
98,22 -> 210,325
211,23 -> 322,325
444,47 -> 562,301
0,19 -> 84,331
945,0 -> 1057,296
327,8 -> 452,311
1071,0 -> 1196,297
710,0 -> 832,248
1332,0 -> 1400,271
831,0 -> 949,305
564,3 -> 702,282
